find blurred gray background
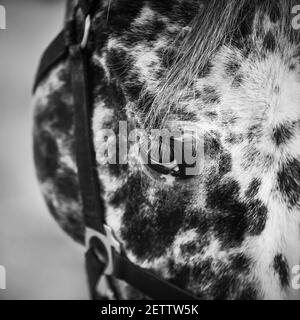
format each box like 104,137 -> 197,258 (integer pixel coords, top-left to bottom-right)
0,0 -> 88,299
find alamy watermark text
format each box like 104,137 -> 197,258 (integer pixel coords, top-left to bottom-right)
0,265 -> 6,290
0,5 -> 6,30
292,5 -> 300,30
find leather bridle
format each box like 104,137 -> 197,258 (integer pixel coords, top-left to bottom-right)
33,0 -> 199,300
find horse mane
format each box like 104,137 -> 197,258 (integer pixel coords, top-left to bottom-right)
141,0 -> 299,129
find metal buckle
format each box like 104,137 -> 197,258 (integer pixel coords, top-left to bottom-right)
85,225 -> 121,276
80,15 -> 91,49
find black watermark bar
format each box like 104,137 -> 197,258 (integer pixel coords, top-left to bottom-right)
0,300 -> 296,319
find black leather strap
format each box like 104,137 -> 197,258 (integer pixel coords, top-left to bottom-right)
68,3 -> 114,297
78,0 -> 94,16
113,251 -> 199,300
85,247 -> 107,299
70,45 -> 105,233
68,0 -> 105,234
33,31 -> 67,93
33,0 -> 94,94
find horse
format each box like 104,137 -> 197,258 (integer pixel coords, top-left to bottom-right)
32,0 -> 300,299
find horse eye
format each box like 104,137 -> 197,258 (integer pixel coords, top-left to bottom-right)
142,136 -> 197,178
147,161 -> 195,179
147,163 -> 182,177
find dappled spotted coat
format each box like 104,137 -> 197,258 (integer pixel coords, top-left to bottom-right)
33,0 -> 300,299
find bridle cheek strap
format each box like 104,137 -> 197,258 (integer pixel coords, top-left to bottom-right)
33,1 -> 199,301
